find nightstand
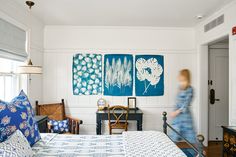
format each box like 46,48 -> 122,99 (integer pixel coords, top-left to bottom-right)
35,115 -> 48,133
222,126 -> 236,157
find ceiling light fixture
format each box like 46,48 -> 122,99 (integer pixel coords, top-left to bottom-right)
18,1 -> 42,75
196,15 -> 204,20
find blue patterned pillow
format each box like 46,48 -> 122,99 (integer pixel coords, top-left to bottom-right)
48,119 -> 69,133
0,90 -> 41,146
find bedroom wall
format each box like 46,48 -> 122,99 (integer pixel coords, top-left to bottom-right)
43,26 -> 198,134
195,0 -> 236,142
0,0 -> 44,106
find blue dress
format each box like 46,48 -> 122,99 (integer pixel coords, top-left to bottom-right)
170,86 -> 196,144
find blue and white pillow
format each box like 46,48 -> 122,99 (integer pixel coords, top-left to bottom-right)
48,119 -> 69,133
0,130 -> 33,157
0,90 -> 41,146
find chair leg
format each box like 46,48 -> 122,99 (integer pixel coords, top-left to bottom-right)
109,128 -> 112,135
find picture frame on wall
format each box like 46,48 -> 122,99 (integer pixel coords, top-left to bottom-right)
128,97 -> 136,109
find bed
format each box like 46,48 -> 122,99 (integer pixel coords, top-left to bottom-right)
32,112 -> 205,157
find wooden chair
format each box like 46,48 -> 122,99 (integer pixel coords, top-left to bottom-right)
35,99 -> 83,134
108,105 -> 129,135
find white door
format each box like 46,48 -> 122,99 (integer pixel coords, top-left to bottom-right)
209,48 -> 229,141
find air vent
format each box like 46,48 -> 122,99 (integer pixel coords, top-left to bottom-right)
204,15 -> 224,32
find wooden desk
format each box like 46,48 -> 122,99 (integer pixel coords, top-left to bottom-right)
96,108 -> 143,135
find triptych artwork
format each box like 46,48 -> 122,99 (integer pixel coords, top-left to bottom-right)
73,53 -> 164,96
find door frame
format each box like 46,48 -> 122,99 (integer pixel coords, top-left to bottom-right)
208,44 -> 229,141
198,34 -> 230,145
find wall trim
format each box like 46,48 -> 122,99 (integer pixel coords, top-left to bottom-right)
45,25 -> 195,31
44,48 -> 197,54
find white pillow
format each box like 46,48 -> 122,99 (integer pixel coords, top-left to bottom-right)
0,130 -> 33,157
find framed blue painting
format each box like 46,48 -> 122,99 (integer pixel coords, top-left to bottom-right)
104,54 -> 133,96
135,55 -> 164,96
73,53 -> 102,95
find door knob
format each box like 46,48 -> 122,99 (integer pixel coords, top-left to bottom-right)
210,89 -> 216,104
209,89 -> 220,104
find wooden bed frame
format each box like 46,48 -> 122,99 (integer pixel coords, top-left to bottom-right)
162,112 -> 205,157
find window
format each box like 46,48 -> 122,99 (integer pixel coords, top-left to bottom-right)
0,18 -> 27,61
0,18 -> 28,101
0,58 -> 26,101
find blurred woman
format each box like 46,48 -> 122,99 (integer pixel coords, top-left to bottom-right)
170,69 -> 196,144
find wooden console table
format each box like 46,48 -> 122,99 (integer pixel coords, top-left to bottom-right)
222,126 -> 236,157
96,108 -> 143,135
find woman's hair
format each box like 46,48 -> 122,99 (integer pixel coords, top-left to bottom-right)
180,69 -> 191,84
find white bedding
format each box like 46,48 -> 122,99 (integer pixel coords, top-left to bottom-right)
123,131 -> 186,157
32,131 -> 186,157
33,134 -> 124,157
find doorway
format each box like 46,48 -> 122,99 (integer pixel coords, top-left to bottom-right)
208,37 -> 229,141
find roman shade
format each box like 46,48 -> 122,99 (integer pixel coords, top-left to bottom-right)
0,18 -> 27,61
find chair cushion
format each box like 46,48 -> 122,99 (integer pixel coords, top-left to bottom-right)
0,130 -> 34,157
48,119 -> 69,133
0,90 -> 41,146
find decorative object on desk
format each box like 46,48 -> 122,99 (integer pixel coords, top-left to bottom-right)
97,98 -> 107,110
135,55 -> 164,96
128,97 -> 136,109
104,54 -> 133,96
73,53 -> 102,95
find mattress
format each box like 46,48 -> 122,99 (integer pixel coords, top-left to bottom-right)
32,131 -> 186,157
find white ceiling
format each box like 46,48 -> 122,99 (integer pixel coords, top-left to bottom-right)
15,0 -> 233,27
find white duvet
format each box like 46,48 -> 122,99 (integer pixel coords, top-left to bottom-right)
123,131 -> 186,157
32,131 -> 186,157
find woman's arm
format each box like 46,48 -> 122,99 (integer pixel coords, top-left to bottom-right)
170,109 -> 181,118
179,88 -> 193,113
171,87 -> 193,118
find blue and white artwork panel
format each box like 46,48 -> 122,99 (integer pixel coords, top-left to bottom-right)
135,55 -> 164,96
73,53 -> 102,95
104,54 -> 133,96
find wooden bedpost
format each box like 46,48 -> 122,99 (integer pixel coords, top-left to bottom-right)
162,111 -> 167,134
35,100 -> 39,115
197,134 -> 205,157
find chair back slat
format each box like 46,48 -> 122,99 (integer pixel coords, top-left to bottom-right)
36,99 -> 66,121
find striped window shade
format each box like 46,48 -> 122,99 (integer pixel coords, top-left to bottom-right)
0,18 -> 27,61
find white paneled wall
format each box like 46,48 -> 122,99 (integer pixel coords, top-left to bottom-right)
43,26 -> 197,134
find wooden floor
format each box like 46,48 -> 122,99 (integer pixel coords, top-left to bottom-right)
207,141 -> 222,157
177,141 -> 222,157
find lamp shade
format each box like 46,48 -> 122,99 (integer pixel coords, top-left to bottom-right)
17,65 -> 42,74
17,59 -> 42,74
